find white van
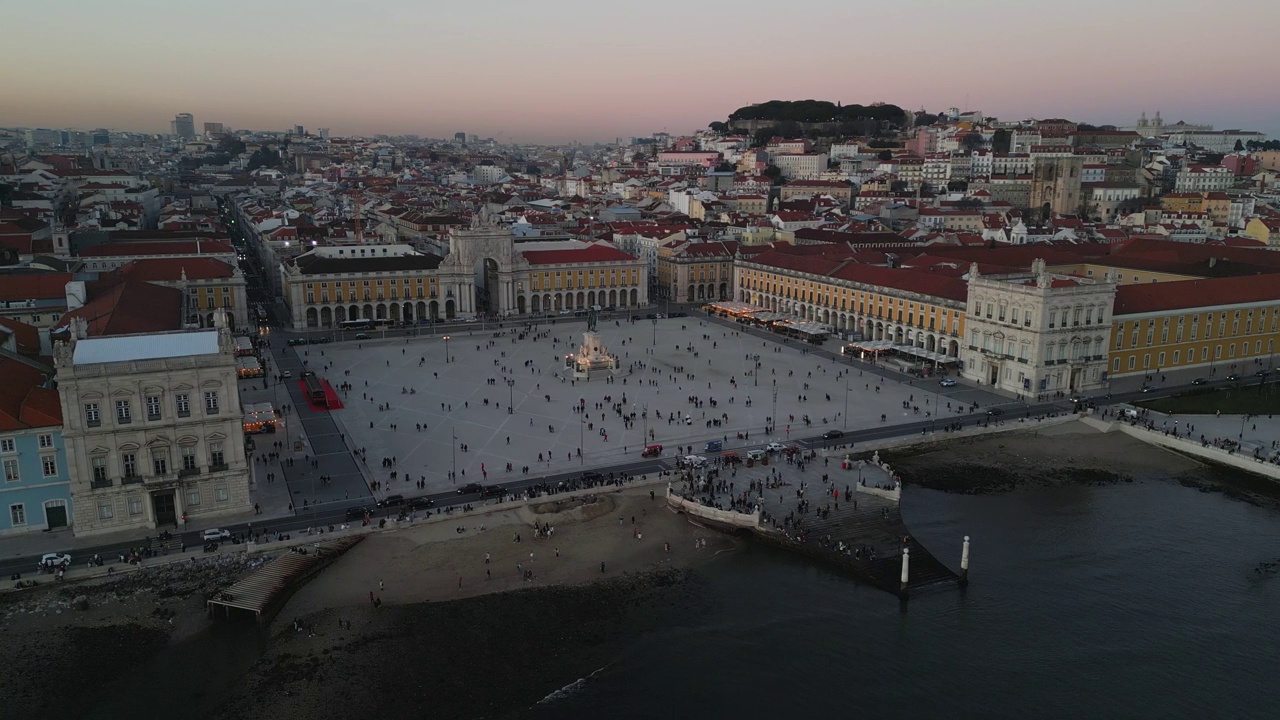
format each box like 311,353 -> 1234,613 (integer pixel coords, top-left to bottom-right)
1122,408 -> 1139,419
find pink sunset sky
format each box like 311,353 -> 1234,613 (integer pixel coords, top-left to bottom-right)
3,0 -> 1276,143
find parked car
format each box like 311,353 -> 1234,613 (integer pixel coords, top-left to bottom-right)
705,439 -> 723,452
822,429 -> 844,440
682,455 -> 708,468
1192,377 -> 1208,385
482,485 -> 507,498
40,552 -> 72,568
408,497 -> 435,511
939,377 -> 957,387
987,408 -> 1005,416
317,336 -> 332,344
457,482 -> 485,495
746,449 -> 767,461
345,506 -> 370,520
354,333 -> 371,340
280,370 -> 292,378
287,338 -> 307,346
766,442 -> 786,453
377,494 -> 405,508
202,528 -> 232,542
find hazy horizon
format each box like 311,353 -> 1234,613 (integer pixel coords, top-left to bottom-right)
4,0 -> 1277,143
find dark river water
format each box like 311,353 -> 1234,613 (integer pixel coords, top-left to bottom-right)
530,478 -> 1280,720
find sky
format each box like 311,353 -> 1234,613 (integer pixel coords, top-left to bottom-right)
3,0 -> 1278,143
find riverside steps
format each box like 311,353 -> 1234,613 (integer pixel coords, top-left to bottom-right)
207,535 -> 364,623
667,451 -> 960,599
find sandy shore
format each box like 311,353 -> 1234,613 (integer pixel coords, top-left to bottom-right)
885,420 -> 1280,507
214,484 -> 739,719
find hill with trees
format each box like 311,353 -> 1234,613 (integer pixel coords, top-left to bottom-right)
726,100 -> 906,125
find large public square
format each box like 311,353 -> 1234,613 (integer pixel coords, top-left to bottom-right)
283,315 -> 996,495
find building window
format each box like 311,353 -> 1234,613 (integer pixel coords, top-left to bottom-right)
146,395 -> 162,421
85,403 -> 101,427
116,399 -> 132,424
122,452 -> 137,479
128,498 -> 142,516
10,504 -> 25,526
92,457 -> 107,483
41,455 -> 56,477
176,393 -> 190,418
204,391 -> 219,414
151,449 -> 169,476
209,442 -> 225,467
215,486 -> 229,503
1128,356 -> 1136,370
1158,352 -> 1166,367
98,503 -> 114,520
1174,350 -> 1181,364
39,433 -> 53,449
186,489 -> 201,506
182,446 -> 198,471
1113,358 -> 1121,372
3,458 -> 18,483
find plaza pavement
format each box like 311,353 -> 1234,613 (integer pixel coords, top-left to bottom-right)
285,315 -> 1009,498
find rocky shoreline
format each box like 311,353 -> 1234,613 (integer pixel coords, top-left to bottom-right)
0,553 -> 270,718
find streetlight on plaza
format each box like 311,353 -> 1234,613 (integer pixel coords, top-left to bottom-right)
451,423 -> 457,484
754,354 -> 760,387
580,416 -> 585,466
771,380 -> 778,436
506,378 -> 515,414
843,369 -> 850,429
443,335 -> 451,363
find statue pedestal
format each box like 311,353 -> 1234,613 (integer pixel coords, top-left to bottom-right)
566,330 -> 621,378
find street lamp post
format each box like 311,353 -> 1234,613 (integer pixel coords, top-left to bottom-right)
507,378 -> 515,414
652,318 -> 657,346
443,334 -> 451,363
451,423 -> 457,484
771,381 -> 778,436
843,370 -> 849,429
580,417 -> 585,465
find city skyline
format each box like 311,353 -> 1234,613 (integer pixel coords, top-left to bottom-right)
3,0 -> 1278,142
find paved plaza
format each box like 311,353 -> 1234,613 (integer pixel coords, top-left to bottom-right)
283,317 -> 994,495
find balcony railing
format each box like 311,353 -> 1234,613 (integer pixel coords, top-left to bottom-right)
90,478 -> 113,489
179,468 -> 200,478
210,463 -> 229,473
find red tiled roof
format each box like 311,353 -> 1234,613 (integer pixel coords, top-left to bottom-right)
0,316 -> 42,356
521,245 -> 637,265
78,239 -> 234,258
0,273 -> 72,302
56,279 -> 183,337
107,257 -> 235,284
0,357 -> 60,431
829,265 -> 969,302
1115,274 -> 1280,315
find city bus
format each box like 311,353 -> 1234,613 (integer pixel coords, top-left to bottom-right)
255,306 -> 269,326
301,371 -> 327,407
339,319 -> 373,331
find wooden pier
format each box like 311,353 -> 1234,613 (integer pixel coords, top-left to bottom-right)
207,535 -> 364,623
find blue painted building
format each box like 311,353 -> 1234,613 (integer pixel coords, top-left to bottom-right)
0,356 -> 72,534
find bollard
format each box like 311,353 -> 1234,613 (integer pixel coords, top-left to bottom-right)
959,535 -> 970,587
899,547 -> 910,595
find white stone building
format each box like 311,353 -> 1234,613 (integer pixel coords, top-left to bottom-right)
962,260 -> 1117,396
54,314 -> 251,536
